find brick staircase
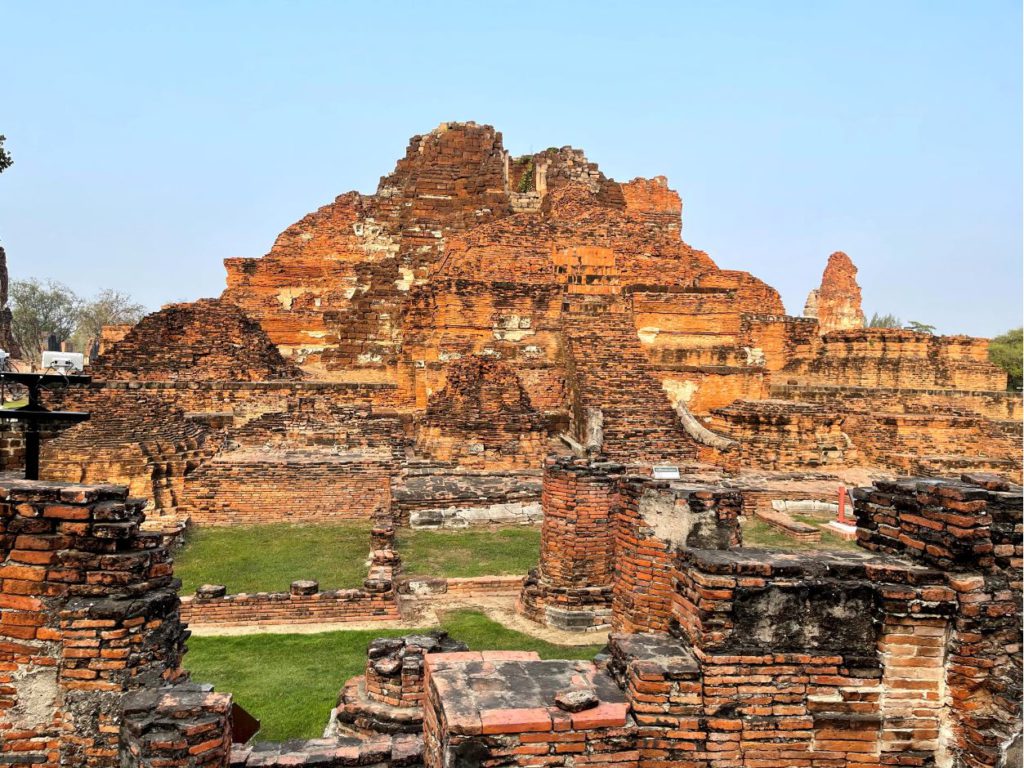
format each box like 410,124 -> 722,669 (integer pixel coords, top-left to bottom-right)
561,299 -> 697,465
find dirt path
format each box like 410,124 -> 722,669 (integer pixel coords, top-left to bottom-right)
188,594 -> 607,647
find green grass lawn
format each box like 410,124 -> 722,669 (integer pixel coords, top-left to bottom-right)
174,522 -> 373,595
184,610 -> 604,741
740,516 -> 861,552
396,526 -> 541,578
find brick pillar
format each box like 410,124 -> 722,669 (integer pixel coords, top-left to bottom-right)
517,456 -> 621,631
614,478 -> 741,634
0,479 -> 188,768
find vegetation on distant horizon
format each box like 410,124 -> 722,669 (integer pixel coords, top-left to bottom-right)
867,312 -> 902,328
989,327 -> 1023,390
867,313 -> 937,335
10,279 -> 146,360
185,610 -> 603,741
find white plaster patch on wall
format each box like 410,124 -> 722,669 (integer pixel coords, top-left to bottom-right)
276,288 -> 306,310
410,501 -> 543,529
637,326 -> 661,345
493,314 -> 535,341
439,351 -> 463,362
357,352 -> 383,365
353,219 -> 400,259
638,489 -> 693,549
395,267 -> 415,291
300,231 -> 314,241
662,379 -> 698,406
11,667 -> 58,730
742,346 -> 766,366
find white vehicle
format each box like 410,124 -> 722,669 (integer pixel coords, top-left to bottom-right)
41,351 -> 85,373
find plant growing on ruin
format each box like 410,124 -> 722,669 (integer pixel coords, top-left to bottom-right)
518,158 -> 535,193
989,327 -> 1023,390
867,312 -> 902,328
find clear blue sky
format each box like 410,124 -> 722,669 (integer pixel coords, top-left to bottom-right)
2,1 -> 1020,337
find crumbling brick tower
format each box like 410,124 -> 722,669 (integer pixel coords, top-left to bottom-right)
0,480 -> 190,768
517,457 -> 622,631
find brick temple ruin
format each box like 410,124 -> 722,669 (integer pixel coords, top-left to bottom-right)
1,122 -> 1019,766
34,121 -> 1020,522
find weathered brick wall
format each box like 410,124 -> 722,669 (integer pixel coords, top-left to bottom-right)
391,466 -> 542,529
855,475 -> 1023,767
659,547 -> 958,766
562,307 -> 698,464
49,380 -> 408,427
413,356 -> 552,471
655,366 -> 768,416
844,410 -> 1022,482
739,313 -> 820,371
184,457 -> 392,525
783,328 -> 1008,391
0,480 -> 188,768
179,576 -> 399,626
0,421 -> 25,471
708,398 -> 859,471
39,390 -> 217,511
401,280 -> 565,410
770,382 -> 1024,421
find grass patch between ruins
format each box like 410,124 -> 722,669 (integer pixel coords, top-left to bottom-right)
396,526 -> 541,578
184,609 -> 604,742
174,522 -> 373,595
740,516 -> 861,552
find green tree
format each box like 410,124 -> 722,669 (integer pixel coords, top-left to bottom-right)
868,312 -> 902,328
10,279 -> 82,360
73,289 -> 146,357
0,136 -> 11,175
905,321 -> 936,334
988,327 -> 1022,390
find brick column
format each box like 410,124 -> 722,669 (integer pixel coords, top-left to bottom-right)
0,479 -> 188,768
517,456 -> 621,631
615,478 -> 741,634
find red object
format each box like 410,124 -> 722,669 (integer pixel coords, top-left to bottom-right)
838,486 -> 849,525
